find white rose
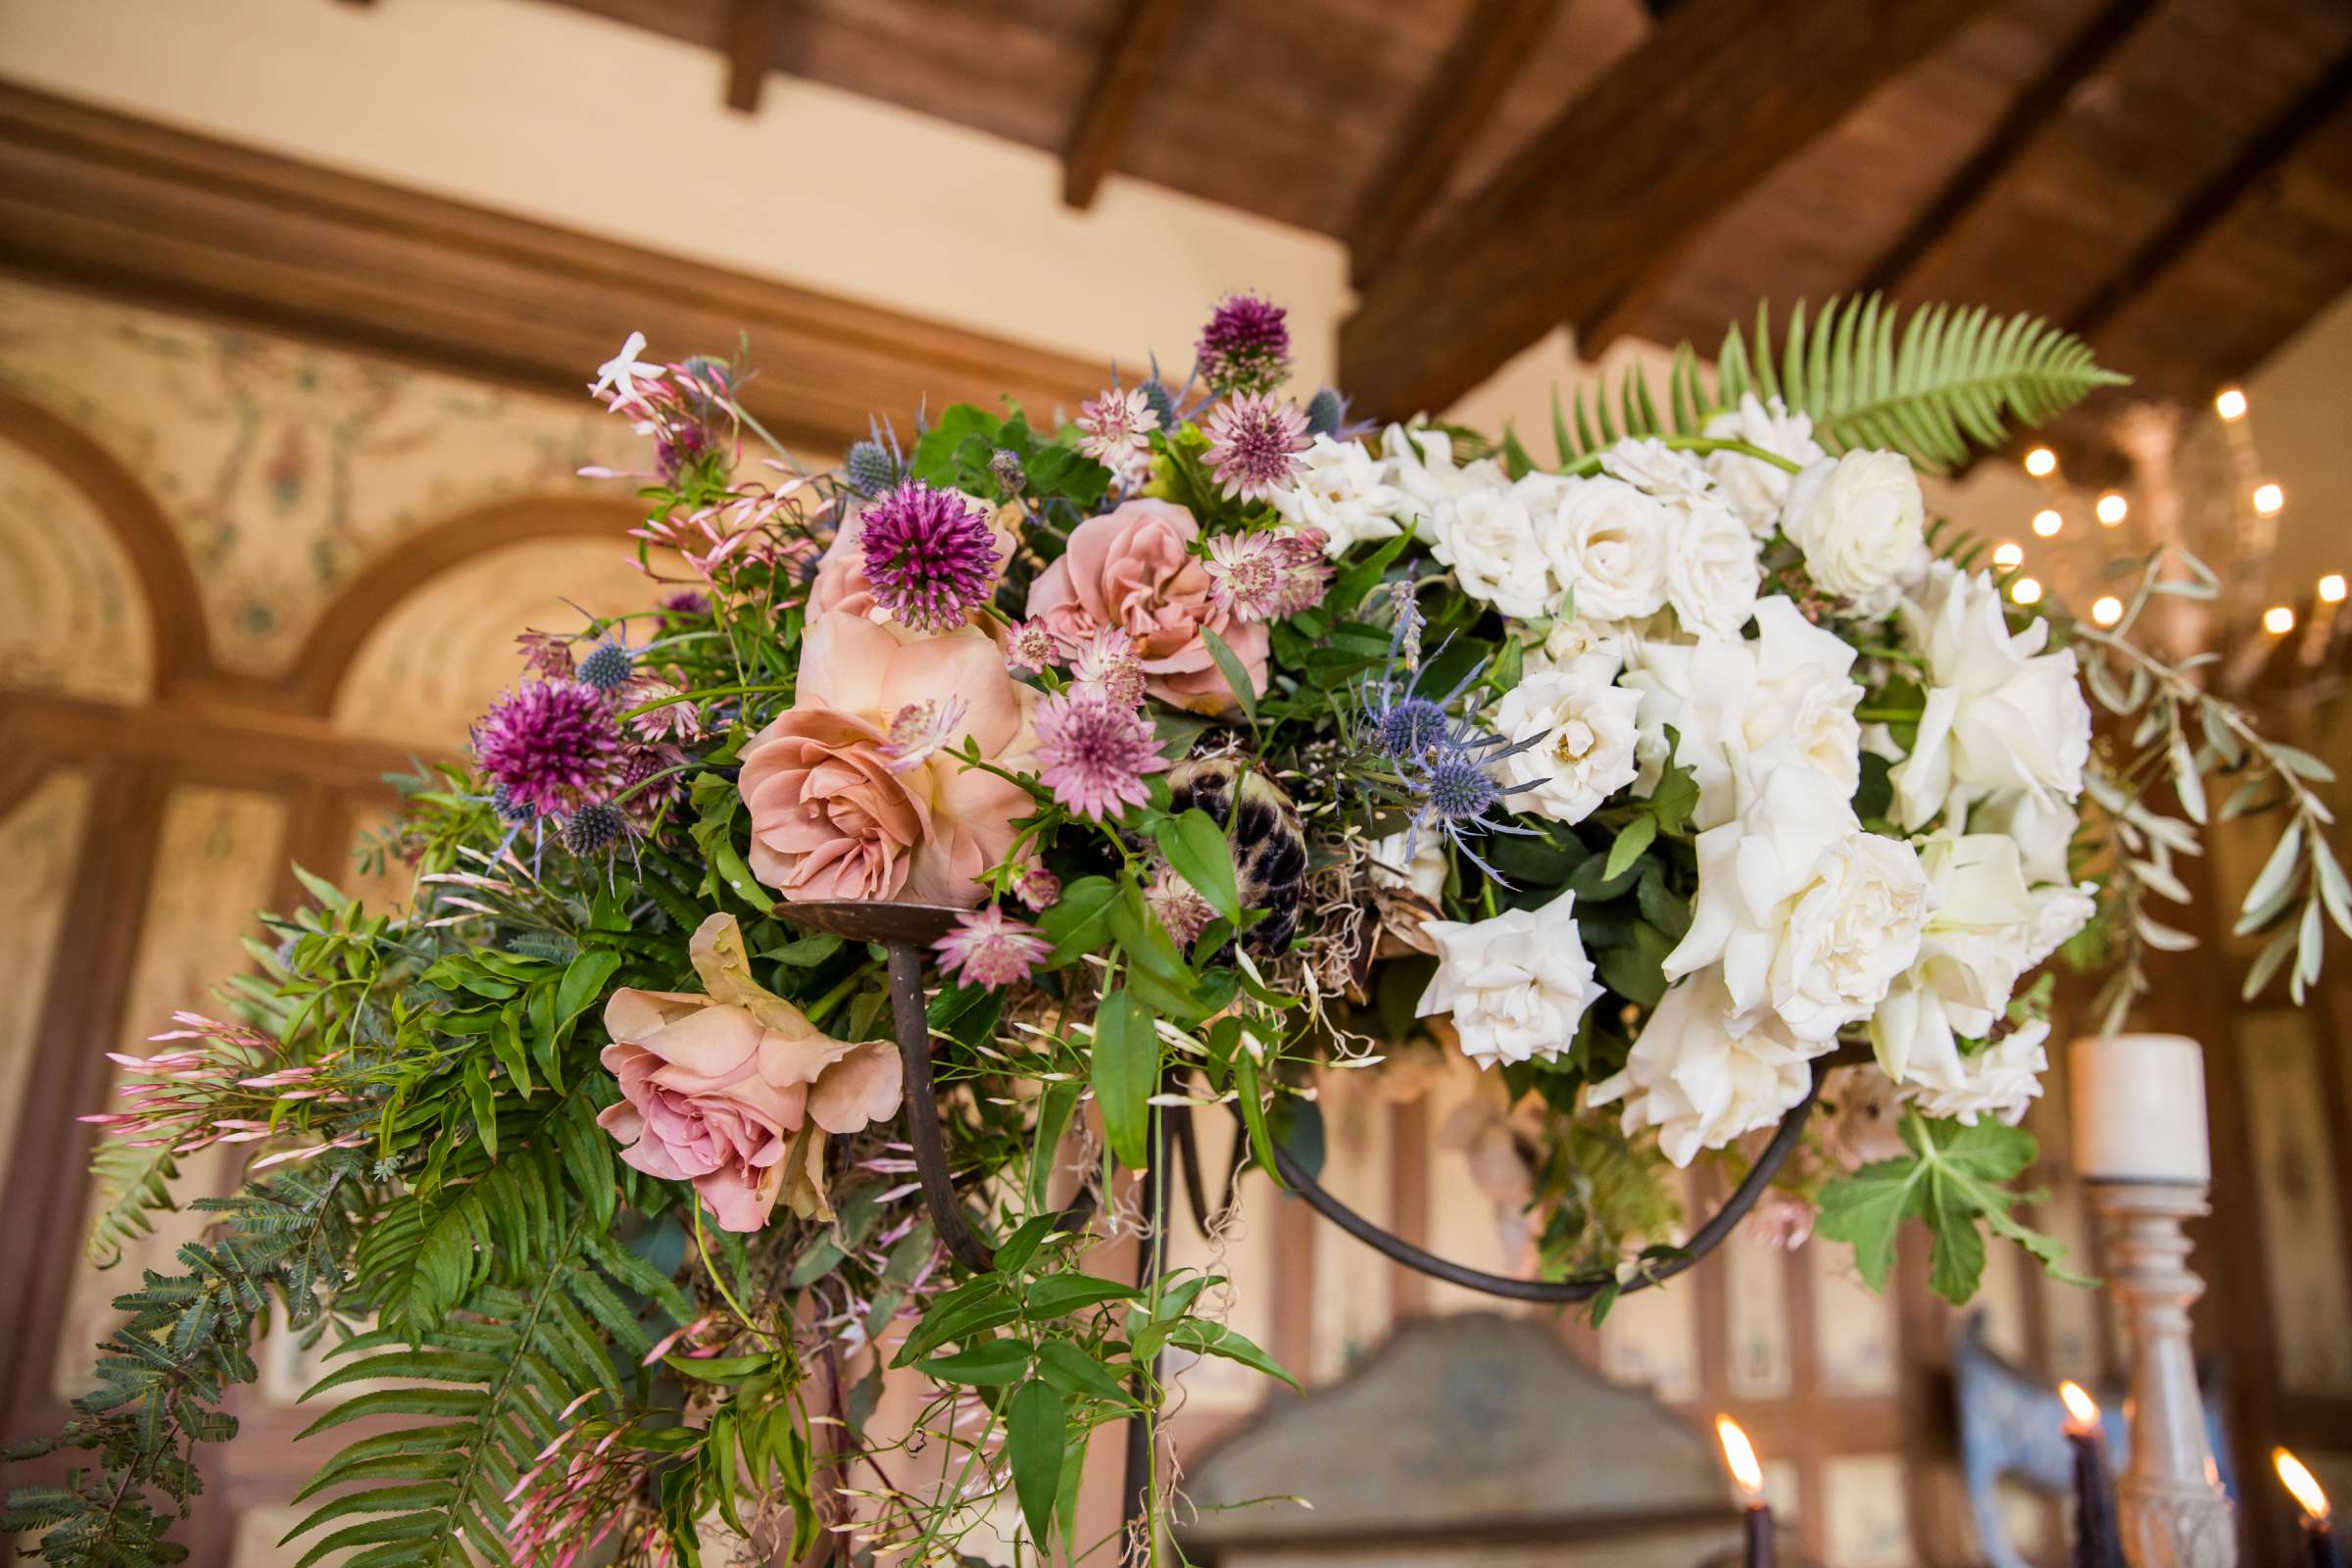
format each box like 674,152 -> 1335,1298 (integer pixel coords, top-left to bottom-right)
1599,436 -> 1724,509
1969,788 -> 2078,885
1487,668 -> 1643,825
1537,474 -> 1671,622
1429,485 -> 1555,621
1779,450 -> 1927,605
1904,1019 -> 2049,1125
1367,827 -> 1448,905
1380,422 -> 1507,521
1271,434 -> 1408,555
2024,881 -> 2097,967
1664,498 -> 1762,638
1868,833 -> 2039,1087
1889,564 -> 2094,830
1416,891 -> 1605,1070
1703,393 -> 1826,534
1620,596 -> 1863,829
1667,765 -> 1931,1044
1588,966 -> 1818,1166
1524,614 -> 1625,682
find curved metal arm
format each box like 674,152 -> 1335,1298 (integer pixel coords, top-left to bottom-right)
1246,1045 -> 1867,1303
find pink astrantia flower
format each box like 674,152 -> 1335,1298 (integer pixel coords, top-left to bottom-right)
515,629 -> 577,680
880,695 -> 971,775
1004,618 -> 1062,676
1203,393 -> 1310,504
1010,863 -> 1062,911
1147,866 -> 1217,947
1065,626 -> 1147,709
1032,688 -> 1167,821
1076,386 -> 1160,474
933,905 -> 1052,991
1202,529 -> 1333,622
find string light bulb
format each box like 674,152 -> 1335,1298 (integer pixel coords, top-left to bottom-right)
2096,492 -> 2129,526
1993,541 -> 2026,568
2264,606 -> 2296,636
2024,447 -> 2058,478
2215,387 -> 2248,421
2091,596 -> 2124,626
2011,576 -> 2043,606
2321,573 -> 2347,605
2253,482 -> 2284,516
2033,509 -> 2064,538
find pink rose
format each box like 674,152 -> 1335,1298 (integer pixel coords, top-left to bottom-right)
739,612 -> 1036,906
598,914 -> 902,1231
809,495 -> 1019,623
1024,499 -> 1269,715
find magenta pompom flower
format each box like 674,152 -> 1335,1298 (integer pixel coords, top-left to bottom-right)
858,480 -> 1004,632
1203,394 -> 1310,504
1196,292 -> 1292,396
1032,688 -> 1168,821
934,905 -> 1052,991
473,681 -> 623,817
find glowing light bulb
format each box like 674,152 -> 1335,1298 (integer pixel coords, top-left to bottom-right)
2275,1447 -> 2331,1525
2011,576 -> 2043,606
2264,605 -> 2296,636
2024,447 -> 2058,478
2096,492 -> 2129,526
2032,509 -> 2063,538
1715,1415 -> 1764,1500
2253,482 -> 2284,516
1992,541 -> 2026,569
2091,595 -> 2123,626
2215,387 -> 2248,421
2321,573 -> 2347,605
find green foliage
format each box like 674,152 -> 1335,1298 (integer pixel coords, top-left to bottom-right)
82,1145 -> 180,1270
1817,1112 -> 2092,1304
1550,295 -> 2126,472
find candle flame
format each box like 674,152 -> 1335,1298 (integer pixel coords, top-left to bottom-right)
1715,1414 -> 1764,1497
2058,1380 -> 2099,1428
2276,1448 -> 2330,1524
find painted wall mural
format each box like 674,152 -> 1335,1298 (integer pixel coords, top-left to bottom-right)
0,439 -> 152,703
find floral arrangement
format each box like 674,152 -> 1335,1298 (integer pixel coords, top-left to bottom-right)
16,294 -> 2342,1567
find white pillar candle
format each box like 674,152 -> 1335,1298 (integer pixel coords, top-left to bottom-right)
2069,1034 -> 2212,1183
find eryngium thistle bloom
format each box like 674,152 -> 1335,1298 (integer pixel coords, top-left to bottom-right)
933,905 -> 1052,991
844,438 -> 897,496
562,801 -> 625,856
1196,292 -> 1292,395
1303,386 -> 1347,438
1032,688 -> 1167,821
1203,394 -> 1310,504
990,447 -> 1027,495
473,681 -> 622,818
578,642 -> 635,691
858,480 -> 1004,632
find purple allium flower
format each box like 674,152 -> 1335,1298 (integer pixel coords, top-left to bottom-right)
1076,387 -> 1160,475
472,680 -> 623,818
858,481 -> 1004,632
1066,625 -> 1147,709
933,905 -> 1052,991
1004,618 -> 1062,676
662,590 -> 711,616
1196,292 -> 1292,395
1010,863 -> 1062,912
1203,528 -> 1331,623
1147,865 -> 1217,947
1203,393 -> 1310,504
1032,689 -> 1167,821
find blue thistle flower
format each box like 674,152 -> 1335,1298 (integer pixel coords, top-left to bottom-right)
563,801 -> 624,857
1137,378 -> 1178,430
1376,697 -> 1450,764
1304,386 -> 1346,438
577,642 -> 634,692
990,448 -> 1026,496
844,439 -> 897,496
490,783 -> 536,823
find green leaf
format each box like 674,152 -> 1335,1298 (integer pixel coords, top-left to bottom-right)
916,1338 -> 1030,1387
1006,1379 -> 1067,1550
1040,875 -> 1119,966
1200,626 -> 1258,725
1162,1319 -> 1299,1391
1603,815 -> 1658,883
554,950 -> 621,1029
1155,809 -> 1243,925
1025,1271 -> 1142,1319
1090,989 -> 1157,1171
1035,1342 -> 1131,1405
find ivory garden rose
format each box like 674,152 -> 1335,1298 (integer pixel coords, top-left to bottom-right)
1777,448 -> 1927,608
737,611 -> 1036,905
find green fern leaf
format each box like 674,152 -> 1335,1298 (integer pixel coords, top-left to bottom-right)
83,1143 -> 181,1269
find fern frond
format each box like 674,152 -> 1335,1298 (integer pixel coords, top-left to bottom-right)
1552,295 -> 2125,470
83,1143 -> 181,1269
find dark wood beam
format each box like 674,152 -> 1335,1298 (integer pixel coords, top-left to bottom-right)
1062,0 -> 1188,210
1347,0 -> 1567,286
1339,0 -> 1994,419
0,84 -> 1102,461
721,0 -> 782,115
1858,0 -> 2164,301
2069,44 -> 2352,343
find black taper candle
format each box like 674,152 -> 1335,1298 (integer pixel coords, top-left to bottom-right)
2302,1518 -> 2345,1568
1743,1501 -> 1777,1568
2068,1423 -> 2125,1568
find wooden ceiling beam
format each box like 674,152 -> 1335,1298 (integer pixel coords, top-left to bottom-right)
1347,0 -> 1567,286
721,0 -> 783,115
2068,44 -> 2352,345
1858,0 -> 2164,302
1340,0 -> 1994,420
1062,0 -> 1188,210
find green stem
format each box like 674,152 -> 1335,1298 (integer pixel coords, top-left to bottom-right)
1556,434 -> 1806,478
616,682 -> 793,721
